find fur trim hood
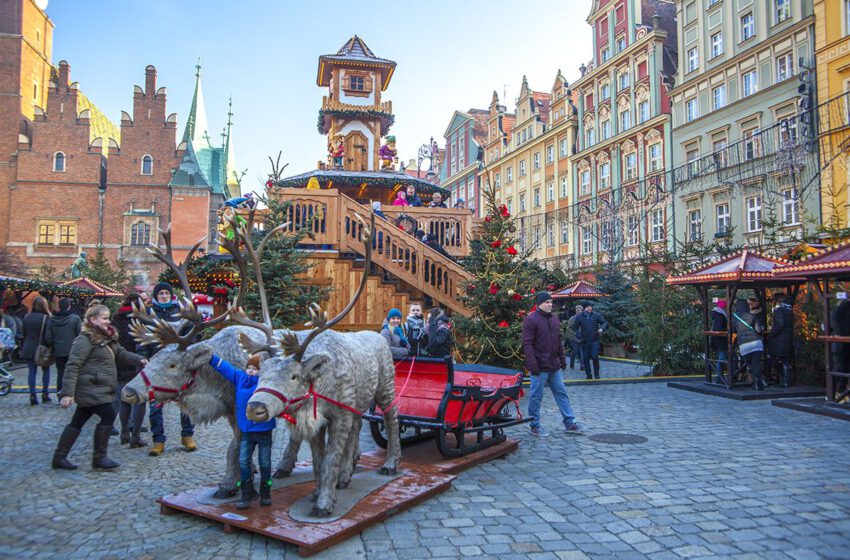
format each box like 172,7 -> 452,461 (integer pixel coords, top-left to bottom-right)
82,322 -> 118,346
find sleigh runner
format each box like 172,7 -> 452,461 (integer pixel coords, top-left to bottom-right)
365,357 -> 529,458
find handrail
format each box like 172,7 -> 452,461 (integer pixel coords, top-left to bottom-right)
322,96 -> 393,115
381,206 -> 473,258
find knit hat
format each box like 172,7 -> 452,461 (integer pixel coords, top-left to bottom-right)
534,291 -> 553,306
246,354 -> 262,369
153,282 -> 174,300
387,308 -> 402,320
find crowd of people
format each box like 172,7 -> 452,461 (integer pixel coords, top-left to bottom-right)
380,302 -> 454,360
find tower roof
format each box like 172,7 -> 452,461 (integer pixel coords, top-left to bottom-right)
182,61 -> 210,150
223,97 -> 240,196
317,35 -> 397,90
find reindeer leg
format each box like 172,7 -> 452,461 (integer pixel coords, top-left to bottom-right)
273,427 -> 302,478
312,416 -> 352,517
213,414 -> 241,498
375,371 -> 401,475
309,427 -> 326,501
336,417 -> 361,489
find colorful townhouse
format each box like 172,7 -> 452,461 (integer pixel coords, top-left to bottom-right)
440,109 -> 488,216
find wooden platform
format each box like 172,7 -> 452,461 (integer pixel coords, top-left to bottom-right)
667,381 -> 824,401
363,437 -> 520,474
772,397 -> 850,422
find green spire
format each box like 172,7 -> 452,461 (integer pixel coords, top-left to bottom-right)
224,96 -> 239,196
182,59 -> 210,149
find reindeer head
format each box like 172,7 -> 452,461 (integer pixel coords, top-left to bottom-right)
122,344 -> 213,404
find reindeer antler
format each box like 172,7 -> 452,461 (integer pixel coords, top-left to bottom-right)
280,211 -> 374,362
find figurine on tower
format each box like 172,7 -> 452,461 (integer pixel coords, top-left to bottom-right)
328,133 -> 345,169
379,136 -> 398,171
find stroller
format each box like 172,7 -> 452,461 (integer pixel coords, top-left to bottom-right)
0,327 -> 16,396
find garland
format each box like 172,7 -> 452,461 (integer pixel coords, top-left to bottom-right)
0,277 -> 93,298
317,108 -> 395,134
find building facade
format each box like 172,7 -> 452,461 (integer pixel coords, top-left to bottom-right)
571,0 -> 678,268
814,0 -> 850,232
670,0 -> 818,249
481,74 -> 578,266
440,109 -> 488,216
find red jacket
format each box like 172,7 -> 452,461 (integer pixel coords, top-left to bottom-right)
521,310 -> 566,374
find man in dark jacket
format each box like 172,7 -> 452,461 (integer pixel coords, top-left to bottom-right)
521,292 -> 584,436
573,303 -> 609,379
405,186 -> 423,207
709,299 -> 729,380
767,293 -> 794,387
46,298 -> 82,394
403,302 -> 427,356
146,282 -> 197,456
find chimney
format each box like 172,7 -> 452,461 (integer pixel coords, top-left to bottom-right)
650,14 -> 661,29
58,60 -> 70,89
145,65 -> 157,96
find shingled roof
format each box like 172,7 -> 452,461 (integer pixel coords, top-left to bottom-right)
773,242 -> 850,280
667,249 -> 801,286
317,35 -> 397,89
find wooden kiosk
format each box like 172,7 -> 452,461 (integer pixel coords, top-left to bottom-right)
551,280 -> 608,301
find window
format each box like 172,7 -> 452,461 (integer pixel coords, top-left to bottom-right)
506,199 -> 513,214
601,120 -> 611,140
546,145 -> 554,163
776,53 -> 793,82
625,152 -> 637,180
547,222 -> 555,246
741,13 -> 754,41
627,215 -> 639,246
600,162 -> 610,190
716,203 -> 730,235
649,143 -> 662,172
38,223 -> 54,245
533,226 -> 541,247
639,101 -> 650,123
713,138 -> 728,167
687,148 -> 700,176
619,72 -> 630,91
601,47 -> 610,62
620,109 -> 631,131
782,188 -> 799,225
580,170 -> 591,195
581,226 -> 592,254
131,222 -> 151,246
533,153 -> 540,170
601,222 -> 612,251
59,224 -> 76,245
560,176 -> 568,198
53,152 -> 65,172
533,187 -> 541,207
561,223 -> 569,244
687,48 -> 699,73
686,98 -> 699,122
780,116 -> 798,143
547,182 -> 554,202
507,166 -> 513,182
586,127 -> 596,148
711,32 -> 723,58
559,139 -> 568,157
600,83 -> 610,100
519,160 -> 527,176
651,209 -> 664,242
519,194 -> 526,212
775,0 -> 790,23
141,155 -> 153,175
743,128 -> 761,160
349,75 -> 364,91
742,70 -> 758,97
747,196 -> 762,232
458,136 -> 465,168
495,172 -> 501,189
616,36 -> 626,52
689,209 -> 702,241
712,85 -> 726,110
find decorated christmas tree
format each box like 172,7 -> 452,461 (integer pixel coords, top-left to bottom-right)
455,187 -> 566,371
593,262 -> 638,345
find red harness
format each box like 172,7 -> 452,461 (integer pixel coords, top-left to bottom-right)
139,369 -> 199,408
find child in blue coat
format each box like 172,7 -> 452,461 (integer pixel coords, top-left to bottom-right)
210,353 -> 276,509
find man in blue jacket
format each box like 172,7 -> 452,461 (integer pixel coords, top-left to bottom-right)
210,353 -> 276,509
573,303 -> 609,379
521,292 -> 585,437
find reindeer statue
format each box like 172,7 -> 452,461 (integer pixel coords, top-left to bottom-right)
121,218 -> 303,498
238,212 -> 402,518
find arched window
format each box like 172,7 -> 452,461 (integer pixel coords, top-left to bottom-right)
131,222 -> 151,246
53,152 -> 65,172
141,155 -> 153,175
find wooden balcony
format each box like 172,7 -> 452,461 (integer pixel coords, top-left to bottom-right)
321,96 -> 393,115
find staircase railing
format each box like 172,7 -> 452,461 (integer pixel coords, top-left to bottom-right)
380,206 -> 473,259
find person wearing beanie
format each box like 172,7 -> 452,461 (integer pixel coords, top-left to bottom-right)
209,353 -> 275,509
381,308 -> 410,359
522,292 -> 584,437
573,303 -> 609,380
144,281 -> 198,456
710,299 -> 729,382
426,307 -> 454,358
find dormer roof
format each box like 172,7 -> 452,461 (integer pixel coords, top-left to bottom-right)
317,35 -> 397,90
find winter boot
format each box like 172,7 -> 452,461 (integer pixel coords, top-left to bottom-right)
259,479 -> 272,506
149,441 -> 165,456
42,393 -> 51,403
52,426 -> 81,470
129,435 -> 148,448
181,436 -> 197,452
120,431 -> 130,445
781,363 -> 792,388
236,480 -> 258,510
92,425 -> 120,470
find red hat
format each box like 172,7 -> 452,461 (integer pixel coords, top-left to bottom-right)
715,299 -> 727,309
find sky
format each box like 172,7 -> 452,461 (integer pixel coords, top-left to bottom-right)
45,0 -> 592,189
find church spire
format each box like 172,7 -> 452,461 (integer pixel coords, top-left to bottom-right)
223,96 -> 240,196
182,59 -> 211,149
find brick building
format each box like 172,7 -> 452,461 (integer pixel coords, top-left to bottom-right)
0,0 -> 237,285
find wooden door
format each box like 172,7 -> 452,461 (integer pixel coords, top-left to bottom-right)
345,131 -> 368,171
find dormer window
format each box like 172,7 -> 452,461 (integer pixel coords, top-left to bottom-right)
350,76 -> 364,91
341,71 -> 373,97
53,152 -> 66,172
141,155 -> 153,175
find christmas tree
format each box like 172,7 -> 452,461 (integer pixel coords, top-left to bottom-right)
88,246 -> 132,293
593,262 -> 639,345
455,187 -> 564,370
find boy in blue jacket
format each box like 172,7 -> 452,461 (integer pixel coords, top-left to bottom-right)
210,353 -> 276,509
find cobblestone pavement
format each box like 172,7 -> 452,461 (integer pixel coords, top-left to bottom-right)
2,376 -> 848,559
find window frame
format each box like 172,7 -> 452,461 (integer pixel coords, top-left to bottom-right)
746,195 -> 763,232
775,0 -> 791,24
519,160 -> 527,176
581,226 -> 592,255
648,143 -> 662,172
547,182 -> 555,203
638,100 -> 650,123
141,154 -> 153,175
716,202 -> 731,235
742,70 -> 758,97
688,209 -> 702,241
651,209 -> 664,242
782,188 -> 800,225
687,47 -> 699,73
741,13 -> 755,42
625,152 -> 637,180
53,151 -> 66,172
546,145 -> 554,164
599,162 -> 610,190
776,52 -> 793,83
620,109 -> 631,131
580,170 -> 591,195
626,214 -> 639,246
712,84 -> 726,110
710,32 -> 723,58
560,176 -> 568,198
686,97 -> 699,122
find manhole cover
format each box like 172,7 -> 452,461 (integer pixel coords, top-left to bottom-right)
589,433 -> 648,444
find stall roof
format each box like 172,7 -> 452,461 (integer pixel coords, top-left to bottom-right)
552,281 -> 608,299
667,249 -> 803,286
59,277 -> 123,297
773,242 -> 850,280
274,169 -> 449,196
0,276 -> 94,297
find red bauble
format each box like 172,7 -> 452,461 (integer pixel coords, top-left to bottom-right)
266,179 -> 273,188
488,282 -> 499,295
506,246 -> 518,256
512,293 -> 522,300
490,240 -> 502,248
498,320 -> 509,328
484,216 -> 492,223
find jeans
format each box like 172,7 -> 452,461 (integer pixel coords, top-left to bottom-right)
149,402 -> 194,443
239,430 -> 273,483
742,351 -> 763,384
55,357 -> 68,393
527,369 -> 576,429
569,340 -> 582,369
69,402 -> 116,429
27,360 -> 51,396
581,340 -> 601,376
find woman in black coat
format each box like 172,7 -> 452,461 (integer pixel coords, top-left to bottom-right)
21,296 -> 52,405
766,293 -> 794,387
46,297 -> 82,394
732,298 -> 766,390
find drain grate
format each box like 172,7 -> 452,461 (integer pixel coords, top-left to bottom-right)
589,433 -> 648,444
